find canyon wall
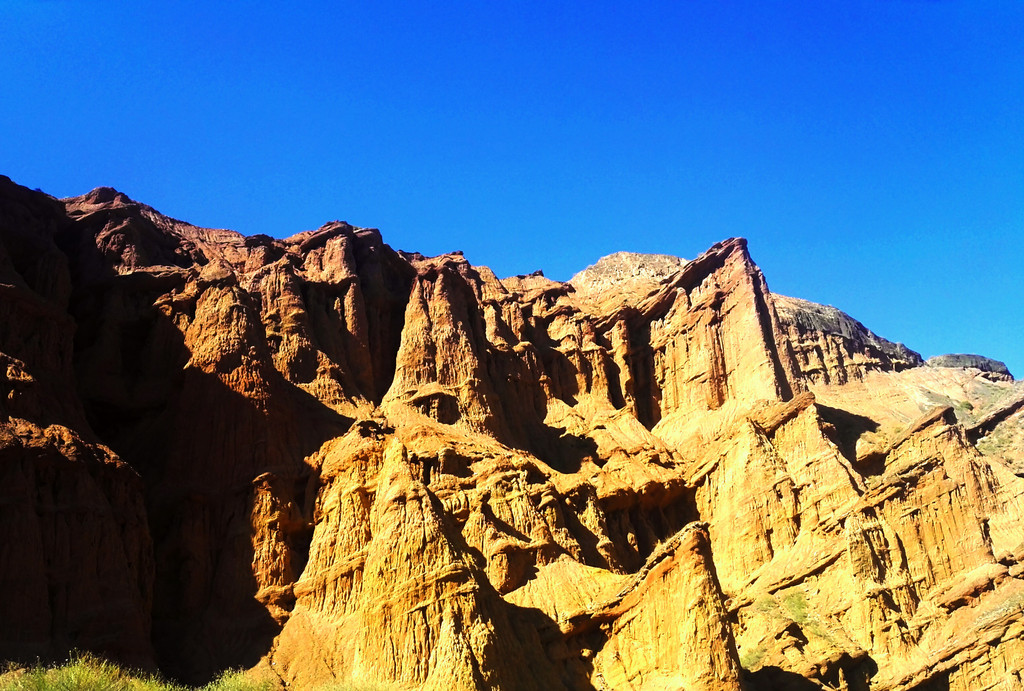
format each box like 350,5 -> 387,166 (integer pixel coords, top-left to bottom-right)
1,175 -> 1022,689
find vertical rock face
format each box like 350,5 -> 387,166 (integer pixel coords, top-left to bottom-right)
1,174 -> 1023,690
563,523 -> 745,691
0,177 -> 154,670
267,428 -> 568,690
628,238 -> 795,425
53,189 -> 416,681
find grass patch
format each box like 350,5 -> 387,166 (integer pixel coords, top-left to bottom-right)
0,655 -> 274,691
738,644 -> 767,671
952,399 -> 976,424
978,419 -> 1023,458
748,588 -> 846,654
200,670 -> 275,691
781,590 -> 810,625
753,594 -> 780,614
0,655 -> 400,691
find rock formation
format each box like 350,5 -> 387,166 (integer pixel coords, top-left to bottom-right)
773,294 -> 923,385
927,354 -> 1014,381
1,173 -> 1022,690
569,251 -> 687,315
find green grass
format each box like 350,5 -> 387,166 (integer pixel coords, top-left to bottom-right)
781,590 -> 810,625
0,655 -> 400,691
752,594 -> 780,614
978,420 -> 1023,460
0,655 -> 274,691
738,644 -> 767,670
742,588 -> 845,668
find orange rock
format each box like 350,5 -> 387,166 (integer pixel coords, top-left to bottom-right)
1,174 -> 1023,689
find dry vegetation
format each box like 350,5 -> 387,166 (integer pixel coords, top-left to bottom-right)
0,655 -> 389,691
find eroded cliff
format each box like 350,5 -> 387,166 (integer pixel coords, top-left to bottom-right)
1,175 -> 1021,690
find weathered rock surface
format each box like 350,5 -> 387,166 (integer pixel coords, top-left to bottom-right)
927,353 -> 1014,381
1,174 -> 1022,690
0,177 -> 154,670
774,294 -> 923,385
570,251 -> 687,315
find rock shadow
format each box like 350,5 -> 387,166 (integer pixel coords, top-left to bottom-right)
746,666 -> 828,690
61,260 -> 352,682
909,671 -> 951,691
748,652 -> 879,691
817,404 -> 880,467
523,423 -> 600,474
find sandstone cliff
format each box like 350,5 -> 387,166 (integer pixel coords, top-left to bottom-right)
1,174 -> 1022,690
0,178 -> 154,670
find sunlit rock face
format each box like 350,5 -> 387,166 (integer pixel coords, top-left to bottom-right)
1,173 -> 1022,689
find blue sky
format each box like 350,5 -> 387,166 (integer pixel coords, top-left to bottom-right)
2,1 -> 1022,375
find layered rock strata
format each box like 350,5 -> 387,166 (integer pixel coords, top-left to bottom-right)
0,174 -> 1022,690
927,353 -> 1014,382
773,294 -> 923,385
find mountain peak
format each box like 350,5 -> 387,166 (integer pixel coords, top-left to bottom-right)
76,186 -> 135,206
570,250 -> 687,289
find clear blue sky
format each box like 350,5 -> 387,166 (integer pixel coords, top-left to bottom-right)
2,1 -> 1022,375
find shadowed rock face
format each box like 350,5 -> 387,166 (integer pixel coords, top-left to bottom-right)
2,174 -> 1023,690
0,178 -> 154,671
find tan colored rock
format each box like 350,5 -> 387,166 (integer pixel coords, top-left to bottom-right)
3,174 -> 1024,690
569,251 -> 687,316
512,523 -> 744,691
261,425 -> 567,690
708,381 -> 1024,690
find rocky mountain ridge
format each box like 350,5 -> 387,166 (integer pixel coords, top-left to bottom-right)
568,251 -> 688,315
926,354 -> 1014,381
1,175 -> 1022,690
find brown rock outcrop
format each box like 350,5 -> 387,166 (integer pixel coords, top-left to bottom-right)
512,523 -> 744,691
927,353 -> 1014,382
774,294 -> 923,385
55,190 -> 416,681
0,177 -> 154,670
717,369 -> 1024,690
569,251 -> 687,315
1,174 -> 1022,690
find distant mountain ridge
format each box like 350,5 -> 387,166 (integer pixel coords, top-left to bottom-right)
927,353 -> 1013,380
